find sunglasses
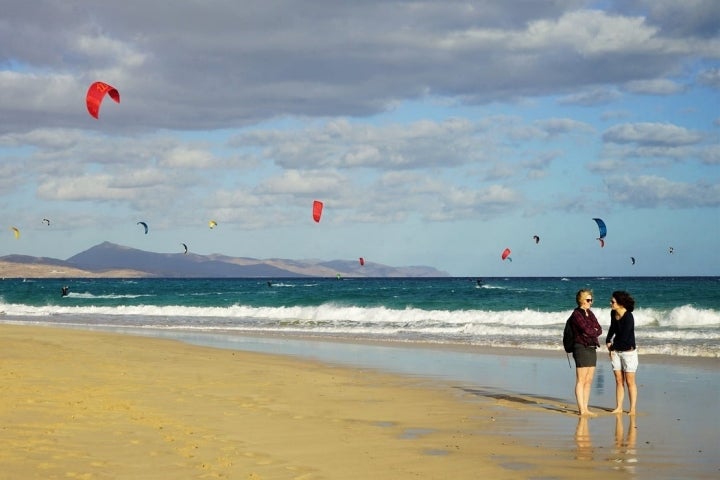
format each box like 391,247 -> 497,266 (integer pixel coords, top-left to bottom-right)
585,298 -> 593,303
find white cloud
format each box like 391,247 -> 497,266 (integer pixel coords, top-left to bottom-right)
606,174 -> 720,208
603,122 -> 703,146
698,68 -> 720,88
623,78 -> 685,95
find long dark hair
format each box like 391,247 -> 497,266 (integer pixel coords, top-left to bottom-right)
612,290 -> 635,312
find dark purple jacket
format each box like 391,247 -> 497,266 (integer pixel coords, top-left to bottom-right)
569,307 -> 602,347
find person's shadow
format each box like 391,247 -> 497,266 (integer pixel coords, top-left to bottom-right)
574,416 -> 593,460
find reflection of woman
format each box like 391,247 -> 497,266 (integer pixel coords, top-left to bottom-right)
606,290 -> 638,415
574,416 -> 593,461
568,289 -> 602,416
613,414 -> 638,472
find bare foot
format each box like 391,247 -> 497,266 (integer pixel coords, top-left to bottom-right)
579,410 -> 598,417
610,408 -> 623,414
628,410 -> 636,416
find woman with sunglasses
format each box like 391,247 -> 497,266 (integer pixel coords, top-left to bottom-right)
568,289 -> 603,416
606,291 -> 638,415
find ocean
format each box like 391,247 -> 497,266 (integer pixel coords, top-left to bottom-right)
1,276 -> 718,358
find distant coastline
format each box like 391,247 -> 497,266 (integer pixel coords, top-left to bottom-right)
0,241 -> 449,279
0,261 -> 148,279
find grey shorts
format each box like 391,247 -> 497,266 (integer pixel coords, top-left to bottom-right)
611,349 -> 639,372
573,344 -> 597,368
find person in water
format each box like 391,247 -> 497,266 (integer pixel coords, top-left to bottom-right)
567,289 -> 603,416
61,286 -> 69,297
606,290 -> 638,415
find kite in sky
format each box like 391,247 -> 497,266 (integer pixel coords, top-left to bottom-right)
359,257 -> 365,266
137,221 -> 149,234
208,220 -> 218,229
182,243 -> 188,254
42,218 -> 50,226
593,218 -> 607,247
86,81 -> 120,119
532,235 -> 540,244
501,247 -> 512,262
631,257 -> 636,265
11,226 -> 20,239
312,200 -> 323,223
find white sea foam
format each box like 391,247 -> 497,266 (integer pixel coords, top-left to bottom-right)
1,302 -> 718,357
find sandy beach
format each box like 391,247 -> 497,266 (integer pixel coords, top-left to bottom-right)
1,324 -> 717,479
0,325 -> 598,479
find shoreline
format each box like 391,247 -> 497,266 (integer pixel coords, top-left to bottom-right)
191,329 -> 720,367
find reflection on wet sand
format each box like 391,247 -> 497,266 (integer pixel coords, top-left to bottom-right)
611,414 -> 638,472
575,416 -> 593,460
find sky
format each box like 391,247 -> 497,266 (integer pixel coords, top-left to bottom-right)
1,0 -> 719,277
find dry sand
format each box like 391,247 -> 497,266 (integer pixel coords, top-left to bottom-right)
0,324 -> 621,479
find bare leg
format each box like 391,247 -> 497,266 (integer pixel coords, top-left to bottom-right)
583,366 -> 596,415
626,372 -> 637,415
575,366 -> 597,416
611,370 -> 624,413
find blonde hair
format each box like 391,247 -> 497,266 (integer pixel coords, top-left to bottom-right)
576,289 -> 593,307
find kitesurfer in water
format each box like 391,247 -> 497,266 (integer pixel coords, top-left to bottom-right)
567,289 -> 602,416
606,291 -> 638,415
61,286 -> 69,297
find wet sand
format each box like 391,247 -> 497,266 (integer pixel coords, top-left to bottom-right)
1,324 -> 717,479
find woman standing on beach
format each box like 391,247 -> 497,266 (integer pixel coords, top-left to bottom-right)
568,289 -> 602,416
606,290 -> 638,415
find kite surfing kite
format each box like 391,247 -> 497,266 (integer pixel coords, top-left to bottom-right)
592,218 -> 607,247
359,257 -> 365,266
532,235 -> 540,244
501,247 -> 512,262
86,81 -> 120,119
137,221 -> 149,234
631,257 -> 636,265
668,247 -> 674,254
11,226 -> 20,239
312,200 -> 323,223
42,218 -> 50,226
208,220 -> 218,229
182,243 -> 188,254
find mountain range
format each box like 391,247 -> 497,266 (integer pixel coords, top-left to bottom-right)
0,241 -> 449,278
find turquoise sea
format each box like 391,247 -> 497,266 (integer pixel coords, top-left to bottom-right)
1,276 -> 718,357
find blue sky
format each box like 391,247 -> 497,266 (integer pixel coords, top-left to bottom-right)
1,0 -> 718,276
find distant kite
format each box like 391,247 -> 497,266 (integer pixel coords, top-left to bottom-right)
592,218 -> 607,248
359,257 -> 365,266
42,218 -> 50,226
631,257 -> 636,265
182,243 -> 188,254
137,221 -> 149,235
501,247 -> 512,262
86,81 -> 120,119
532,235 -> 540,244
668,247 -> 674,254
11,226 -> 20,239
312,200 -> 323,223
208,220 -> 218,229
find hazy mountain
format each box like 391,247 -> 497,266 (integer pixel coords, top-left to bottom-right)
1,241 -> 449,278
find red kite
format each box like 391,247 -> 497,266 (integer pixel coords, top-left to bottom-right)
86,81 -> 120,119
